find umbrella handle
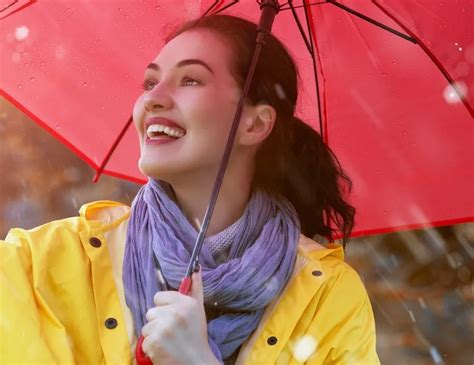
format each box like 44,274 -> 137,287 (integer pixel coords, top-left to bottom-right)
135,276 -> 192,364
136,335 -> 153,365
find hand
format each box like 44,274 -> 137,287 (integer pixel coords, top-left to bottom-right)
141,268 -> 220,365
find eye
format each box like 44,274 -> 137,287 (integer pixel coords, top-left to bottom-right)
141,76 -> 200,91
181,77 -> 200,86
141,79 -> 156,91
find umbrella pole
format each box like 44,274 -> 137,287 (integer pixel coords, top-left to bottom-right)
180,0 -> 282,290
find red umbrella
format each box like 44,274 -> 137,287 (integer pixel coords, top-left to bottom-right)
1,0 -> 473,238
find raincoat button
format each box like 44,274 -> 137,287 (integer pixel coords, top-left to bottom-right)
312,270 -> 322,276
105,317 -> 118,329
89,237 -> 102,247
267,336 -> 278,345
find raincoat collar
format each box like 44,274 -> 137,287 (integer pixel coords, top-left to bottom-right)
79,200 -> 130,232
297,233 -> 344,261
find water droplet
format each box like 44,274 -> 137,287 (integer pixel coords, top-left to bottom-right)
274,83 -> 286,100
381,72 -> 387,77
383,210 -> 388,215
391,61 -> 397,65
118,7 -> 123,11
417,297 -> 426,308
82,82 -> 88,87
15,26 -> 30,41
402,131 -> 408,136
443,81 -> 468,104
458,47 -> 463,51
292,335 -> 318,362
213,302 -> 218,306
155,5 -> 161,10
17,84 -> 23,89
454,42 -> 459,46
429,346 -> 443,364
375,170 -> 381,175
29,77 -> 35,82
100,106 -> 105,110
55,125 -> 60,130
40,61 -> 46,67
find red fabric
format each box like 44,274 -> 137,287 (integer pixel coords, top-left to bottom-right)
1,0 -> 473,238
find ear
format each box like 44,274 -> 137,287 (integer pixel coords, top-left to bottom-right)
238,104 -> 276,147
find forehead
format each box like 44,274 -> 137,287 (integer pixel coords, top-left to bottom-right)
151,29 -> 232,71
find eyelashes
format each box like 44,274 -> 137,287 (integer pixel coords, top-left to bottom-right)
141,77 -> 200,91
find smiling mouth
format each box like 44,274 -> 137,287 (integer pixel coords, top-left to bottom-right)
145,124 -> 186,140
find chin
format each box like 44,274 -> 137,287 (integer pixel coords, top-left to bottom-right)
138,158 -> 184,181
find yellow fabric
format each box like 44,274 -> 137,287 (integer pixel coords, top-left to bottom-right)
0,201 -> 380,364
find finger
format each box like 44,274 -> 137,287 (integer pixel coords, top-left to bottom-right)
141,320 -> 154,337
153,290 -> 186,306
190,265 -> 204,305
145,306 -> 166,321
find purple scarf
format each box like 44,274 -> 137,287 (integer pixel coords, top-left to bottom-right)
123,179 -> 300,362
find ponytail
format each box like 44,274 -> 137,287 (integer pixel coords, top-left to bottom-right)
253,115 -> 356,247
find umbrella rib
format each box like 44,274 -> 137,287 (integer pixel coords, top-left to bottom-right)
206,0 -> 240,16
0,0 -> 19,13
280,1 -> 328,11
326,0 -> 417,44
202,0 -> 219,17
373,1 -> 473,117
0,0 -> 37,20
288,1 -> 313,55
302,0 -> 326,142
92,115 -> 133,183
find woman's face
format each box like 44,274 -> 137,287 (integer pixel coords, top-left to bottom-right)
133,29 -> 252,180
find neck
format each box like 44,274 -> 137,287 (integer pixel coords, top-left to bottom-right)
161,156 -> 255,236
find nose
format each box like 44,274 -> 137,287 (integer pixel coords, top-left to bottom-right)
143,85 -> 174,112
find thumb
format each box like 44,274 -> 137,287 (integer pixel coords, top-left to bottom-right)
191,265 -> 204,305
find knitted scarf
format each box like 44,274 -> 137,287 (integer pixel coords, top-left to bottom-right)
123,179 -> 300,362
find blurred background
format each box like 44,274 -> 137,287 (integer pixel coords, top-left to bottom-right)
1,96 -> 473,364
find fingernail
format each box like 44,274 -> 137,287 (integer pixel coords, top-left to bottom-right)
193,264 -> 201,273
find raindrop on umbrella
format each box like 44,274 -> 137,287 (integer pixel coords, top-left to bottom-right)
442,81 -> 467,104
15,26 -> 29,41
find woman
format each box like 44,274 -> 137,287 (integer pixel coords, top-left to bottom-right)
0,14 -> 379,365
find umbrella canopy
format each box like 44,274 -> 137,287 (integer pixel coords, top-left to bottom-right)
1,0 -> 473,238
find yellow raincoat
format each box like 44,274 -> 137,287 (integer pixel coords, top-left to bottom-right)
0,201 -> 380,364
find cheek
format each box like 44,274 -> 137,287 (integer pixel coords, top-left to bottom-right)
188,90 -> 239,129
132,97 -> 145,134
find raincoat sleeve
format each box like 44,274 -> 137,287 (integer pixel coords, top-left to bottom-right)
306,264 -> 380,364
0,228 -> 70,363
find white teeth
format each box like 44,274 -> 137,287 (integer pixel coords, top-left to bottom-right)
146,124 -> 185,138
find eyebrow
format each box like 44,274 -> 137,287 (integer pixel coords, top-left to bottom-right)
146,59 -> 214,74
